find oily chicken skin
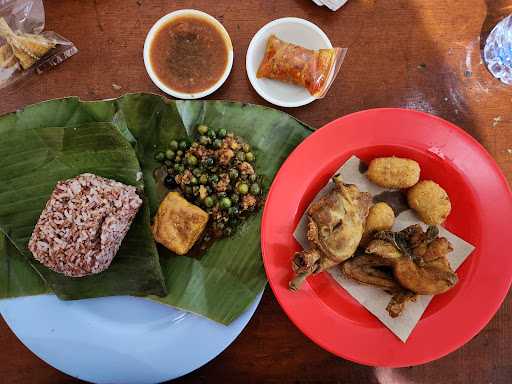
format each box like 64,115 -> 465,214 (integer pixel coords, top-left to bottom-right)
366,225 -> 458,295
393,237 -> 457,295
307,179 -> 372,262
341,252 -> 417,318
290,177 -> 372,290
341,253 -> 398,290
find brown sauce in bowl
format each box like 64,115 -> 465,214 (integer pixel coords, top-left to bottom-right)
149,15 -> 229,94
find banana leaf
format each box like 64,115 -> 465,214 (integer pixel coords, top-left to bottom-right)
0,122 -> 167,299
0,233 -> 49,298
0,94 -> 312,324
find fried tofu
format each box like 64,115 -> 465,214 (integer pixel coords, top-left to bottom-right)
152,192 -> 209,255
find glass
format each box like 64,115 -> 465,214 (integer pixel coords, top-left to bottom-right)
484,14 -> 512,84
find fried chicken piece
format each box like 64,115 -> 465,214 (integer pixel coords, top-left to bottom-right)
366,225 -> 458,295
290,177 -> 372,290
341,253 -> 398,290
393,237 -> 457,294
307,178 -> 372,261
290,248 -> 323,288
386,290 -> 417,318
365,240 -> 402,260
341,252 -> 417,317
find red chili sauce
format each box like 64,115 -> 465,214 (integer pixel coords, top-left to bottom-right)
150,16 -> 229,94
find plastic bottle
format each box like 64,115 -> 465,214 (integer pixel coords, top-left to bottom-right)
484,14 -> 512,85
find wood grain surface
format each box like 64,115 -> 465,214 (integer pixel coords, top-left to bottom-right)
1,0 -> 511,383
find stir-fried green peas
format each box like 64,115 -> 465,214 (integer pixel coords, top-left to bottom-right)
155,124 -> 262,239
250,183 -> 260,195
169,140 -> 179,151
198,125 -> 209,135
165,149 -> 175,160
237,183 -> 249,195
155,151 -> 165,161
220,197 -> 232,209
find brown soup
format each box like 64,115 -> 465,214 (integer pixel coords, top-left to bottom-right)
150,16 -> 229,94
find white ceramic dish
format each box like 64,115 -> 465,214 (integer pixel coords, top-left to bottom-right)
0,293 -> 262,383
246,17 -> 333,108
144,9 -> 234,99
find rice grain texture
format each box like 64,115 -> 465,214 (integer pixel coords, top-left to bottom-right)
28,173 -> 142,277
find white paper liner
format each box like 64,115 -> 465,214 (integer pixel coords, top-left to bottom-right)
293,156 -> 475,342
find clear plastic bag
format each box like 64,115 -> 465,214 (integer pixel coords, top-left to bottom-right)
256,34 -> 347,98
0,0 -> 77,90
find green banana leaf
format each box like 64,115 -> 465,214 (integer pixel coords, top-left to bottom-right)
0,122 -> 167,299
0,234 -> 49,298
0,94 -> 312,324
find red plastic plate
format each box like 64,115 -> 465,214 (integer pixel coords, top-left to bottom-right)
261,109 -> 512,367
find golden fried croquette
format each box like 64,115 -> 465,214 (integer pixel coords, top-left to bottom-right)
367,157 -> 420,189
360,202 -> 395,247
152,192 -> 209,255
407,180 -> 451,225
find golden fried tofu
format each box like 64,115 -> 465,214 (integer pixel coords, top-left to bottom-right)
152,192 -> 209,255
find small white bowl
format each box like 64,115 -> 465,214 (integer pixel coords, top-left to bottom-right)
144,9 -> 234,99
246,17 -> 333,108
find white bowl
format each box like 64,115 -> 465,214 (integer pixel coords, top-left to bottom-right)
144,9 -> 234,99
246,17 -> 333,108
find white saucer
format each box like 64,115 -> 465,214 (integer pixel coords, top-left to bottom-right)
246,17 -> 333,108
144,9 -> 234,99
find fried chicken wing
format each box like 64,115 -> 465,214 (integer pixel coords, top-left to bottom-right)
367,225 -> 458,295
290,177 -> 372,290
341,253 -> 397,290
341,252 -> 418,317
392,237 -> 457,294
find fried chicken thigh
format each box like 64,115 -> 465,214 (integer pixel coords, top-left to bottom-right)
290,177 -> 372,290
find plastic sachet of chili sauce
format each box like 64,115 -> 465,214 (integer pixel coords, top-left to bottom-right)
0,0 -> 77,90
256,34 -> 347,98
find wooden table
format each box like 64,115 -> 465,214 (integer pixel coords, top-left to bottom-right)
1,0 -> 511,383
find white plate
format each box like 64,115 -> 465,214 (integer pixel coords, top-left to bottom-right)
0,292 -> 262,383
144,9 -> 234,99
246,17 -> 333,108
